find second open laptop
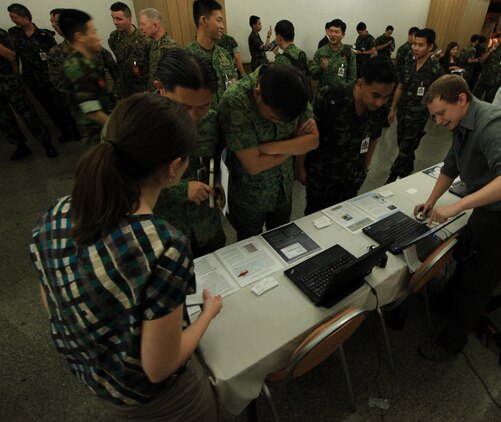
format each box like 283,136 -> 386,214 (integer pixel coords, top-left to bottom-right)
284,242 -> 391,308
362,211 -> 464,255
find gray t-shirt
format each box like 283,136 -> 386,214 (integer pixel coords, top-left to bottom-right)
441,97 -> 501,211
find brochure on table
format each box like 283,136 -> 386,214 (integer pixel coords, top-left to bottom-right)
261,222 -> 321,264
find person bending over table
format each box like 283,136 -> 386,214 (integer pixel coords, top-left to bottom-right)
29,93 -> 223,421
415,75 -> 501,361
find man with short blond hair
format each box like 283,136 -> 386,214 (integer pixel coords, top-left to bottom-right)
416,74 -> 501,360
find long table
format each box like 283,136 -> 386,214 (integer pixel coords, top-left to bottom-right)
197,168 -> 469,415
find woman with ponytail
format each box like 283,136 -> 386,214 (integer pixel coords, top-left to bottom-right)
30,93 -> 223,421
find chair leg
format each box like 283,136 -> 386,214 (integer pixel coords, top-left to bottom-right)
423,285 -> 432,337
338,345 -> 357,412
261,382 -> 281,422
377,307 -> 395,373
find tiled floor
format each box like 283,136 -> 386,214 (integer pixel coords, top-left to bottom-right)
1,112 -> 500,421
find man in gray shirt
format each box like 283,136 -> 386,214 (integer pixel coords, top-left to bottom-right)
415,74 -> 501,360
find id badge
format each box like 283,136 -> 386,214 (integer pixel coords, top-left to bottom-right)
224,75 -> 232,90
39,51 -> 47,61
360,136 -> 370,154
337,65 -> 345,77
417,86 -> 425,96
132,61 -> 140,76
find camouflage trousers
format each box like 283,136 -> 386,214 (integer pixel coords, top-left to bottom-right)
28,83 -> 76,130
389,108 -> 429,178
473,76 -> 500,103
155,192 -> 226,258
305,151 -> 367,215
228,178 -> 292,241
0,91 -> 51,145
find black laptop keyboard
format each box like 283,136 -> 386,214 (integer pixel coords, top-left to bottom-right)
371,218 -> 421,249
298,254 -> 354,299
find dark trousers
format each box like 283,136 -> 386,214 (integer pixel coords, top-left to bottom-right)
437,208 -> 501,351
29,84 -> 76,129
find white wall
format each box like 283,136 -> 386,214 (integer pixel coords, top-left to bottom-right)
0,0 -> 137,52
224,0 -> 431,62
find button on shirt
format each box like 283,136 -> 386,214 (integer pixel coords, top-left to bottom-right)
441,97 -> 501,211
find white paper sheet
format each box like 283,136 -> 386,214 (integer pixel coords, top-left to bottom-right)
349,191 -> 401,220
322,201 -> 375,233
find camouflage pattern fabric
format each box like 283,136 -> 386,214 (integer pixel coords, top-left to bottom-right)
108,26 -> 151,97
459,44 -> 477,86
148,33 -> 177,90
376,34 -> 395,57
219,67 -> 313,239
354,33 -> 376,77
390,56 -> 444,178
154,109 -> 226,257
216,33 -> 239,57
305,83 -> 382,215
473,47 -> 501,103
248,30 -> 268,71
310,43 -> 357,90
396,42 -> 413,79
186,40 -> 236,110
48,41 -> 118,94
274,44 -> 306,66
0,28 -> 50,145
8,25 -> 56,87
63,50 -> 116,146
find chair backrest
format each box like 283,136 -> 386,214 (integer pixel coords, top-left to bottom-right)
408,235 -> 458,294
269,307 -> 368,382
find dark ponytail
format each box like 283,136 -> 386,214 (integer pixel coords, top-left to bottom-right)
70,93 -> 197,245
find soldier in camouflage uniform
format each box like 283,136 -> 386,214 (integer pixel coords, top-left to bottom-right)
219,65 -> 318,240
186,1 -> 236,110
0,28 -> 53,160
59,9 -> 116,147
376,26 -> 395,57
305,56 -> 397,215
216,32 -> 245,78
311,19 -> 357,90
7,4 -> 73,149
137,8 -> 177,91
458,35 -> 480,89
248,15 -> 272,71
473,36 -> 501,103
109,2 -> 151,97
396,27 -> 419,78
354,22 -> 376,78
153,48 -> 226,257
386,29 -> 444,183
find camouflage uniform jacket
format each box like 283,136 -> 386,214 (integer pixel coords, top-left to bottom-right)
63,50 -> 116,128
396,41 -> 413,78
459,44 -> 477,80
480,47 -> 501,87
354,34 -> 376,68
376,34 -> 395,57
219,66 -> 313,207
310,43 -> 357,90
306,83 -> 382,177
274,44 -> 307,66
8,25 -> 56,87
108,26 -> 151,97
186,40 -> 236,109
48,41 -> 118,94
0,29 -> 23,95
148,32 -> 177,89
155,110 -> 225,246
248,30 -> 268,69
216,33 -> 239,57
399,55 -> 444,115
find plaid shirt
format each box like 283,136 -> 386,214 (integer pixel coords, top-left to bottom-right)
30,196 -> 195,405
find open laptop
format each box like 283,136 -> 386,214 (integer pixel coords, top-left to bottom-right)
284,242 -> 391,308
362,211 -> 465,255
448,180 -> 468,198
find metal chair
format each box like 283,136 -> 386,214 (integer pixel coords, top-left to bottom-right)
377,235 -> 459,372
257,307 -> 369,422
